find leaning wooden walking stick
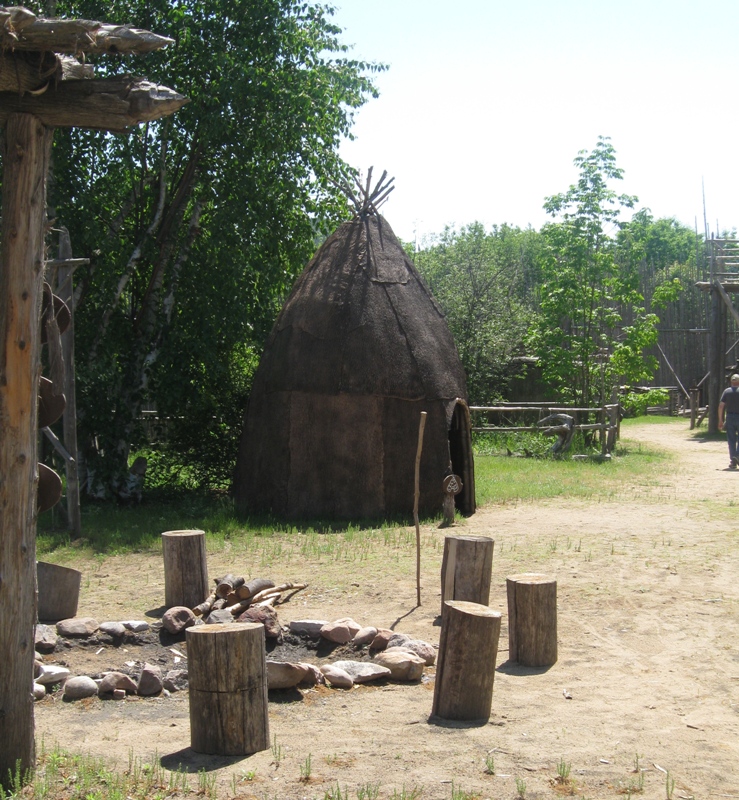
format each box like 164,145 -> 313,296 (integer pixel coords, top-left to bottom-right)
414,411 -> 427,606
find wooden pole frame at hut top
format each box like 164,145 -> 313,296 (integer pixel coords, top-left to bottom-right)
0,6 -> 188,787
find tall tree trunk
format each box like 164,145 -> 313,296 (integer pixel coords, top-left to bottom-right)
0,112 -> 52,789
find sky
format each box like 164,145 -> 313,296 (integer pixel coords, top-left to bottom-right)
333,0 -> 739,245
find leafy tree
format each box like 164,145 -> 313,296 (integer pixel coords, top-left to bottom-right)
528,137 -> 677,406
40,0 -> 382,494
415,222 -> 540,403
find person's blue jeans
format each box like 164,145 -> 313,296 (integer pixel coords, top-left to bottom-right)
726,414 -> 739,463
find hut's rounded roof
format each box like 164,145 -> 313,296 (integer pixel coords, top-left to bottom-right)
256,213 -> 467,401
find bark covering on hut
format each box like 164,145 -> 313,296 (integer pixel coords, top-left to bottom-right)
234,212 -> 475,520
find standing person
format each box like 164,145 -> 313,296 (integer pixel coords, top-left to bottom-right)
718,373 -> 739,469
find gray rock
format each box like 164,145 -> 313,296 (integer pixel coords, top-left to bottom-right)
137,663 -> 163,696
122,620 -> 150,633
162,606 -> 196,634
353,626 -> 378,646
373,650 -> 425,681
289,619 -> 329,639
35,624 -> 57,653
63,676 -> 98,700
33,682 -> 46,701
205,608 -> 235,625
163,669 -> 188,692
321,618 -> 361,644
320,663 -> 354,689
33,659 -> 43,678
99,621 -> 127,638
36,664 -> 70,685
332,660 -> 391,684
98,671 -> 138,695
386,632 -> 413,649
56,617 -> 99,637
267,661 -> 309,689
388,639 -> 436,666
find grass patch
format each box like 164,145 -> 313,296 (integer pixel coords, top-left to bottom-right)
37,419 -> 674,559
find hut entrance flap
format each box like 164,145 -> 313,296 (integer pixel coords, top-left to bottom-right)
449,399 -> 475,516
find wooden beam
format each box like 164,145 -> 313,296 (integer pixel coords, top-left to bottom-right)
0,77 -> 188,132
0,6 -> 174,55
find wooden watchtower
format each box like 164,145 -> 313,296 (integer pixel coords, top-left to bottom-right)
696,237 -> 739,432
0,5 -> 187,786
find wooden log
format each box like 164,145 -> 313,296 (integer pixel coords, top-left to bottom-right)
215,573 -> 244,598
187,622 -> 269,755
0,8 -> 174,55
431,600 -> 501,721
162,529 -> 209,610
36,561 -> 81,621
193,589 -> 216,617
0,77 -> 189,132
506,573 -> 557,667
0,112 -> 53,789
440,534 -> 494,617
243,577 -> 274,598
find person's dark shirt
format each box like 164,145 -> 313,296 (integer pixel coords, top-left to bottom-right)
721,386 -> 739,414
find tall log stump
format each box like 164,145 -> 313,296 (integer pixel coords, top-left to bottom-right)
506,573 -> 557,667
431,600 -> 501,721
37,561 -> 81,621
440,534 -> 494,616
187,622 -> 269,755
162,529 -> 209,609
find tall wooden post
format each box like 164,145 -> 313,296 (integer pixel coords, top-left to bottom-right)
56,228 -> 81,537
0,112 -> 52,787
708,285 -> 724,433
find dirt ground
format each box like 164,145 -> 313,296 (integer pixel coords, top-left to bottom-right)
34,420 -> 739,800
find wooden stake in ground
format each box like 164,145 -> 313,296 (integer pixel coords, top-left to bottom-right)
506,572 -> 558,667
162,529 -> 209,609
440,534 -> 494,618
414,411 -> 427,606
187,622 -> 269,755
432,600 -> 502,721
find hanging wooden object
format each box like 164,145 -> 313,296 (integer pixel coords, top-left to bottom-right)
37,561 -> 81,621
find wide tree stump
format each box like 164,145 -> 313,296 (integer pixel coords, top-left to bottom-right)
431,600 -> 501,721
162,529 -> 209,609
506,573 -> 557,667
440,534 -> 494,616
37,561 -> 82,621
187,622 -> 269,755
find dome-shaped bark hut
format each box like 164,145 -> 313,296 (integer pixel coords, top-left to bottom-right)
234,206 -> 475,521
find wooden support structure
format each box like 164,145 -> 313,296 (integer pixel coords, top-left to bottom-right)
431,600 -> 501,721
0,6 -> 186,787
506,573 -> 557,667
0,113 -> 52,783
162,530 -> 209,609
36,561 -> 81,622
187,622 -> 270,755
440,534 -> 494,617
